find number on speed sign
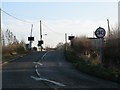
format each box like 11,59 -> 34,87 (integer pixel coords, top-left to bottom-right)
95,27 -> 106,38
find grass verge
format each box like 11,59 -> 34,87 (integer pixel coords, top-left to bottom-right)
64,49 -> 120,83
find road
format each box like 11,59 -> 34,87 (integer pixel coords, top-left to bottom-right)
2,50 -> 120,89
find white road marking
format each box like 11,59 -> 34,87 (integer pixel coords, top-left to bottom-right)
35,65 -> 37,68
33,62 -> 43,66
41,51 -> 50,60
2,55 -> 24,66
1,61 -> 8,65
35,65 -> 41,77
31,76 -> 66,87
33,52 -> 50,77
32,51 -> 66,87
33,51 -> 49,66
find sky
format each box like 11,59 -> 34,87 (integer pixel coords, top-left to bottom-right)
1,1 -> 119,48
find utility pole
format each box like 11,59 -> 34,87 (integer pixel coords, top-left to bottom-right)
0,8 -> 1,47
40,20 -> 42,51
38,20 -> 43,51
28,24 -> 34,51
65,33 -> 67,51
30,24 -> 33,37
107,19 -> 111,38
29,24 -> 33,51
118,2 -> 120,39
0,8 -> 2,89
93,31 -> 95,38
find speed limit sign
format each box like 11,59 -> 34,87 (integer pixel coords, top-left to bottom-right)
95,27 -> 106,38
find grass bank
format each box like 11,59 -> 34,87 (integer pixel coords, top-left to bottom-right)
2,45 -> 28,63
64,49 -> 120,83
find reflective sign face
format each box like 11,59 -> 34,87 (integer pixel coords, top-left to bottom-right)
95,27 -> 106,38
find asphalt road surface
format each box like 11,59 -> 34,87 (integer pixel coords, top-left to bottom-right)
2,50 -> 120,90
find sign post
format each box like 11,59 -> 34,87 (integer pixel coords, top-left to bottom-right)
95,27 -> 106,65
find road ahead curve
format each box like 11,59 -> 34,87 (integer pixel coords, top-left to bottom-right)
2,50 -> 120,89
2,52 -> 50,89
37,50 -> 120,89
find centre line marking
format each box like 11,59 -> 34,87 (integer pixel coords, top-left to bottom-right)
41,51 -> 50,60
32,51 -> 66,87
33,62 -> 43,66
31,76 -> 66,87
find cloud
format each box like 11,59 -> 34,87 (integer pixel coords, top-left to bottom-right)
43,19 -> 108,36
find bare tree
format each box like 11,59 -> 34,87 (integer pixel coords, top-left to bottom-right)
1,30 -> 5,46
5,29 -> 19,45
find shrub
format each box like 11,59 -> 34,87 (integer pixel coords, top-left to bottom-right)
65,49 -> 119,83
16,45 -> 26,54
2,44 -> 26,56
64,26 -> 120,83
71,36 -> 93,54
103,30 -> 120,68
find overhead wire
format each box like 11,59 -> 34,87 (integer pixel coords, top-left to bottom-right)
1,9 -> 33,24
42,21 -> 64,35
1,9 -> 64,35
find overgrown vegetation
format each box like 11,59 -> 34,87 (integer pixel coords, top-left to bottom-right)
2,30 -> 27,62
103,30 -> 120,69
64,28 -> 120,83
71,36 -> 100,65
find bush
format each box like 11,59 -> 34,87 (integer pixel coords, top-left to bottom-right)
64,27 -> 120,83
16,45 -> 26,54
71,36 -> 93,54
64,49 -> 120,83
2,44 -> 26,56
64,48 -> 78,63
103,32 -> 120,68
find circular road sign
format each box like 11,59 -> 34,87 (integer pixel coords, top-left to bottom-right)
95,27 -> 106,38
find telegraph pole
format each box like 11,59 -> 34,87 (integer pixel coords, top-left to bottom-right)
28,24 -> 34,51
38,20 -> 43,51
118,2 -> 120,53
65,33 -> 67,51
29,24 -> 33,50
0,8 -> 1,47
40,20 -> 42,51
107,19 -> 111,38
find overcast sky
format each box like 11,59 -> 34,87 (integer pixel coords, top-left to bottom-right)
1,1 -> 118,47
